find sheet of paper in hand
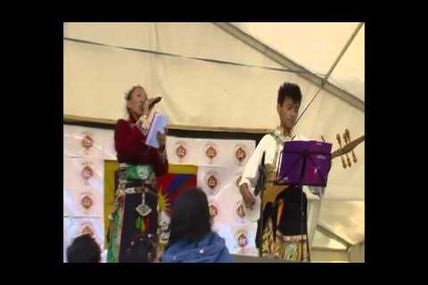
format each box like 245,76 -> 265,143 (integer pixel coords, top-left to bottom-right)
145,112 -> 168,149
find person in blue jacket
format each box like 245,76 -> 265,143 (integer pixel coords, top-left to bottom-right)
161,188 -> 233,263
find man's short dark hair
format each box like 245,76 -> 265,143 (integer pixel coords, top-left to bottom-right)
66,234 -> 101,263
277,82 -> 302,106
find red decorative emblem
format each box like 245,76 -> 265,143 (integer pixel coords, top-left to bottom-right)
205,143 -> 218,163
175,141 -> 188,162
80,193 -> 94,210
209,203 -> 219,218
176,144 -> 187,159
81,165 -> 94,183
81,134 -> 94,151
206,174 -> 218,191
237,232 -> 248,248
235,147 -> 246,162
206,146 -> 217,159
234,144 -> 248,165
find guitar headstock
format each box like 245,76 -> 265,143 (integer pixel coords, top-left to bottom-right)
323,129 -> 364,169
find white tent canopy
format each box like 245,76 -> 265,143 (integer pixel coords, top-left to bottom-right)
232,23 -> 364,101
64,22 -> 365,258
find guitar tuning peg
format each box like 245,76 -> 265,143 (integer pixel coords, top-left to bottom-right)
343,131 -> 352,167
336,133 -> 347,169
346,129 -> 358,164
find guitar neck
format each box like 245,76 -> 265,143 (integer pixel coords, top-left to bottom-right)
331,135 -> 365,160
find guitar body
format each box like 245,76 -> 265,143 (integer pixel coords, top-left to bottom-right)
262,184 -> 289,208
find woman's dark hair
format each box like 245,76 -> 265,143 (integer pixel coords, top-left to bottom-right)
167,188 -> 211,247
124,85 -> 143,115
66,234 -> 101,263
123,233 -> 158,263
277,82 -> 302,106
124,85 -> 143,101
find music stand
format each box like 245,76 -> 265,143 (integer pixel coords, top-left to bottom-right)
276,140 -> 332,187
256,140 -> 331,261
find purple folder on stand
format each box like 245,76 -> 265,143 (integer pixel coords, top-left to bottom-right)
276,140 -> 332,187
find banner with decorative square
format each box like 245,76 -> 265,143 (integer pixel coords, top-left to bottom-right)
63,156 -> 103,217
63,216 -> 105,262
211,169 -> 246,225
213,222 -> 258,256
64,125 -> 117,160
197,165 -> 239,198
166,137 -> 198,164
166,136 -> 255,167
64,186 -> 103,218
64,157 -> 104,199
64,125 -> 107,159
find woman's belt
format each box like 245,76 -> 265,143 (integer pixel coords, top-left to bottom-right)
117,185 -> 158,197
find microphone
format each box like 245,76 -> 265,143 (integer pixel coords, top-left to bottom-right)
140,97 -> 162,115
148,97 -> 162,109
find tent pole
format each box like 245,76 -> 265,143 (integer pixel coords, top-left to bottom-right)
214,22 -> 364,111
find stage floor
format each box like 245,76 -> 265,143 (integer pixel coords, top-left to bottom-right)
231,254 -> 295,263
